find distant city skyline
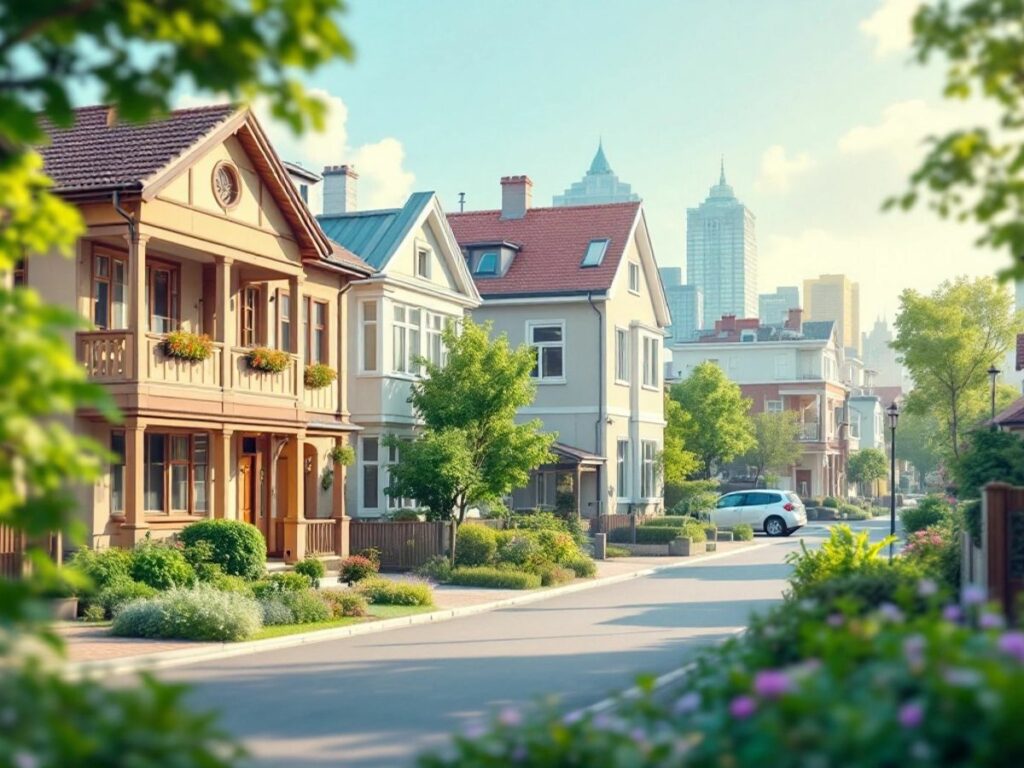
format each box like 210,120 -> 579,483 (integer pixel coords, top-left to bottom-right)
553,141 -> 640,206
659,267 -> 703,343
760,286 -> 801,325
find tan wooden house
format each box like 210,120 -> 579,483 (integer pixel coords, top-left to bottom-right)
23,104 -> 374,562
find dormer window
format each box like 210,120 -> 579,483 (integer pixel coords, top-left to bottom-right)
581,238 -> 609,267
475,251 -> 498,275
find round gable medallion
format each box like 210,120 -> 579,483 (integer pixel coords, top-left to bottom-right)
212,162 -> 241,209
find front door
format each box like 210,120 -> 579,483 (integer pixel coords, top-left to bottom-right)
796,470 -> 812,498
239,454 -> 257,526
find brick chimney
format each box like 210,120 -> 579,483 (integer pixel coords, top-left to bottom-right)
716,314 -> 737,333
784,307 -> 802,333
322,164 -> 358,214
500,175 -> 532,220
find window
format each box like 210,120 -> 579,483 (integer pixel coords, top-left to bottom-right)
581,238 -> 609,267
147,262 -> 179,333
475,251 -> 498,275
13,259 -> 26,288
306,299 -> 328,364
528,322 -> 564,381
535,472 -> 549,507
143,432 -> 209,515
110,431 -> 125,515
642,336 -> 659,388
615,328 -> 630,383
278,291 -> 292,353
386,442 -> 415,509
362,437 -> 379,509
641,440 -> 657,498
299,184 -> 309,204
416,248 -> 431,279
425,312 -> 445,367
766,399 -> 783,413
716,493 -> 745,508
92,252 -> 127,330
361,301 -> 378,372
616,440 -> 629,497
628,262 -> 640,293
392,304 -> 421,374
240,285 -> 260,347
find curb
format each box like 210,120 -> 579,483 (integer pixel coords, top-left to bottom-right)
62,541 -> 773,680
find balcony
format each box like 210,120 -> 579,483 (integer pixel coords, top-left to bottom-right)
78,331 -> 132,382
303,377 -> 340,414
145,334 -> 223,389
230,347 -> 299,399
798,421 -> 821,441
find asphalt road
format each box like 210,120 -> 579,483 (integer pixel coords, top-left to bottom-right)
153,521 -> 891,767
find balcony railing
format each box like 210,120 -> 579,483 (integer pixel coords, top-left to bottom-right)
303,378 -> 339,413
230,347 -> 299,399
78,331 -> 132,381
145,334 -> 223,389
799,422 -> 821,441
305,519 -> 338,556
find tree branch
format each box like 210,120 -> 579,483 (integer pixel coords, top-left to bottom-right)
0,0 -> 100,59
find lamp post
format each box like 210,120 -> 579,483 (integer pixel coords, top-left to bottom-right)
988,365 -> 1001,429
887,402 -> 900,562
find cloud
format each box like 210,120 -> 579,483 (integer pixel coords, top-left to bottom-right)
176,89 -> 414,209
754,145 -> 813,193
859,0 -> 919,58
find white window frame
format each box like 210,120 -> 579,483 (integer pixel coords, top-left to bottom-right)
616,439 -> 630,500
766,399 -> 784,413
641,440 -> 657,499
415,245 -> 432,280
628,262 -> 641,294
424,312 -> 446,368
526,320 -> 566,384
386,442 -> 416,510
392,303 -> 421,375
642,336 -> 659,389
359,299 -> 379,374
615,327 -> 630,384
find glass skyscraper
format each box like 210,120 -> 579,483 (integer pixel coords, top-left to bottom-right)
759,286 -> 800,325
659,267 -> 703,343
553,141 -> 641,206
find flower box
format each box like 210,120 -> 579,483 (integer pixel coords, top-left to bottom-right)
247,347 -> 290,373
162,330 -> 213,362
304,363 -> 337,389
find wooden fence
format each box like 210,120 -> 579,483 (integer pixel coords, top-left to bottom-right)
590,513 -> 655,537
1,524 -> 24,578
981,482 -> 1024,620
350,521 -> 451,571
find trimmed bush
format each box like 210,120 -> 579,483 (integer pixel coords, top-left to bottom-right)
112,585 -> 262,641
535,529 -> 577,564
251,572 -> 311,599
455,524 -> 497,567
535,563 -> 575,587
605,545 -> 631,558
448,567 -> 542,590
495,533 -> 541,567
294,557 -> 326,588
320,589 -> 369,618
674,518 -> 707,543
563,554 -> 597,578
357,577 -> 433,606
900,495 -> 951,534
179,519 -> 266,580
130,541 -> 195,590
280,589 -> 331,623
840,503 -> 872,520
95,578 -> 158,619
68,547 -> 134,592
732,523 -> 754,541
822,496 -> 840,508
339,555 -> 379,584
415,555 -> 453,583
609,526 -> 681,544
639,516 -> 693,528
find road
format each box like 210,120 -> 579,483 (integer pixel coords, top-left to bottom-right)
154,521 -> 890,767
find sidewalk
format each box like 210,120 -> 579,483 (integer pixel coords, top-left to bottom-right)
55,540 -> 765,674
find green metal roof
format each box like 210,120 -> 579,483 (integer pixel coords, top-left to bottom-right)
317,191 -> 434,269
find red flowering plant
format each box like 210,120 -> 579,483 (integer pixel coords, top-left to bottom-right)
339,555 -> 379,584
162,330 -> 213,362
246,346 -> 290,373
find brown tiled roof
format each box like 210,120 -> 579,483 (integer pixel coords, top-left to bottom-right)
994,395 -> 1024,427
39,104 -> 237,195
447,202 -> 641,296
1017,333 -> 1024,371
325,242 -> 373,275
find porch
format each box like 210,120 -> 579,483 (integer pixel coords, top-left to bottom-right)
510,442 -> 603,518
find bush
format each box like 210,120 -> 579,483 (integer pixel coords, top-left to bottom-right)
900,494 -> 951,534
822,496 -> 840,508
130,541 -> 195,590
605,545 -> 631,558
95,577 -> 158,619
357,577 -> 433,606
563,554 -> 596,578
674,518 -> 707,543
495,533 -> 541,567
609,526 -> 680,544
258,596 -> 294,626
320,589 -> 369,618
162,330 -> 213,361
280,589 -> 331,623
797,560 -> 926,610
665,480 -> 719,516
415,555 -> 453,583
251,572 -> 311,599
207,572 -> 252,595
448,567 -> 542,590
839,502 -> 871,520
339,555 -> 379,584
732,523 -> 754,541
179,519 -> 266,580
112,585 -> 262,641
388,508 -> 422,521
303,362 -> 337,389
786,525 -> 893,597
535,529 -> 578,564
962,499 -> 982,547
535,563 -> 575,587
509,511 -> 569,534
67,547 -> 134,593
639,516 -> 692,528
455,524 -> 497,567
294,557 -> 326,588
247,346 -> 290,373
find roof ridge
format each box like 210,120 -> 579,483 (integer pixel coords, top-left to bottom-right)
449,200 -> 641,217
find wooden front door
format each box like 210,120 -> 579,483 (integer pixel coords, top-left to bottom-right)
239,455 -> 257,526
796,469 -> 812,498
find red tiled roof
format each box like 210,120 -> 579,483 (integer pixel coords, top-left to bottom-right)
1017,333 -> 1024,371
325,242 -> 373,274
39,104 -> 237,195
447,202 -> 641,296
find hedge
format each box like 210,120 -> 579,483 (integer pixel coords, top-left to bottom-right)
356,577 -> 434,606
455,524 -> 497,567
111,585 -> 262,642
448,567 -> 542,590
609,526 -> 681,544
178,519 -> 266,580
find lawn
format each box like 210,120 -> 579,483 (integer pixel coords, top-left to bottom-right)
252,604 -> 435,641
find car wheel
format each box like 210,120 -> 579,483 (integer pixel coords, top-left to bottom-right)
764,516 -> 786,537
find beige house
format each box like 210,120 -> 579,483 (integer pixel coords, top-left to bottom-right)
448,176 -> 671,518
24,104 -> 374,562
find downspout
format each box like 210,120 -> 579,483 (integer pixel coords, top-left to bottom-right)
587,291 -> 604,517
112,190 -> 135,240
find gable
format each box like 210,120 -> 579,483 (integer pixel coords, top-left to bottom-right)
609,209 -> 671,327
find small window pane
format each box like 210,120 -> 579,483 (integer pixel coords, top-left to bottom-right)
363,301 -> 376,322
171,435 -> 189,461
582,239 -> 609,267
532,326 -> 562,343
363,466 -> 379,508
542,347 -> 563,378
475,252 -> 497,274
363,437 -> 378,463
171,464 -> 189,510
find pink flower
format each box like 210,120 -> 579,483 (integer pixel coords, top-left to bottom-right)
999,631 -> 1024,662
729,695 -> 757,719
898,702 -> 923,729
963,585 -> 986,606
498,707 -> 522,727
753,669 -> 791,699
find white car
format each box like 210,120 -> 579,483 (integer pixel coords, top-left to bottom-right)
711,490 -> 807,537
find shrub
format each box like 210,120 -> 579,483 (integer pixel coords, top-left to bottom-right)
357,577 -> 433,606
609,526 -> 681,544
207,572 -> 252,595
674,518 -> 707,543
455,524 -> 497,567
280,589 -> 331,623
247,346 -> 290,373
320,589 -> 369,618
605,545 -> 631,558
563,554 -> 596,578
448,567 -> 542,590
535,529 -> 578,564
68,547 -> 134,593
415,555 -> 453,583
900,494 -> 951,534
178,519 -> 266,580
510,511 -> 569,534
162,330 -> 213,361
339,555 -> 379,584
732,523 -> 754,541
95,578 -> 158,618
258,596 -> 294,626
388,508 -> 422,521
294,557 -> 326,588
535,563 -> 575,587
358,547 -> 382,567
112,586 -> 262,641
130,541 -> 195,590
495,533 -> 541,567
703,524 -> 718,541
822,496 -> 840,508
251,572 -> 311,599
798,560 -> 926,610
839,503 -> 871,520
665,480 -> 719,516
639,516 -> 693,528
786,524 -> 893,597
303,362 -> 337,389
82,603 -> 107,622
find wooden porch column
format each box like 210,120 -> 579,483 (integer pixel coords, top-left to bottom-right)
575,466 -> 583,519
216,256 -> 234,388
332,435 -> 350,557
123,421 -> 148,544
125,233 -> 149,381
288,274 -> 302,357
214,428 -> 234,519
283,433 -> 307,563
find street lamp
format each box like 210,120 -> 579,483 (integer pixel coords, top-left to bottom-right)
887,401 -> 900,562
988,365 -> 1001,428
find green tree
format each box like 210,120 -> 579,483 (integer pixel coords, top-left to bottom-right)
669,362 -> 754,480
386,320 -> 554,525
894,407 -> 945,487
744,411 -> 802,488
892,276 -> 1021,460
891,0 -> 1024,280
951,429 -> 1024,499
661,395 -> 699,485
847,448 -> 889,497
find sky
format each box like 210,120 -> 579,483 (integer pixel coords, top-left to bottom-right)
183,0 -> 1010,325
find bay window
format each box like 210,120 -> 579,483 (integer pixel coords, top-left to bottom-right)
393,304 -> 420,374
641,440 -> 657,499
361,300 -> 378,372
425,312 -> 445,367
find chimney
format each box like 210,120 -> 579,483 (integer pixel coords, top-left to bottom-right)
784,307 -> 802,333
500,175 -> 532,220
106,107 -> 118,127
322,164 -> 358,214
716,314 -> 737,333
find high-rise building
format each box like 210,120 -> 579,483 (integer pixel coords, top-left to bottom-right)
759,286 -> 800,326
686,161 -> 757,328
804,274 -> 861,355
659,267 -> 703,343
861,317 -> 902,388
553,141 -> 640,206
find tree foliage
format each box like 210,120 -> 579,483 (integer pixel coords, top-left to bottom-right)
892,276 -> 1021,459
669,362 -> 754,480
848,448 -> 889,496
661,395 -> 699,485
894,406 -> 946,486
951,428 -> 1024,499
744,411 -> 802,487
387,320 -> 554,524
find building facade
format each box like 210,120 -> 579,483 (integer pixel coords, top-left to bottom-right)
449,176 -> 671,517
759,286 -> 800,326
659,267 -> 703,343
552,141 -> 640,207
686,162 -> 757,328
804,274 -> 861,356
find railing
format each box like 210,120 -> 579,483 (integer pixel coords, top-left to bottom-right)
799,422 -> 821,441
230,348 -> 299,399
305,519 -> 338,556
0,524 -> 24,578
303,378 -> 339,413
78,331 -> 132,381
146,334 -> 223,389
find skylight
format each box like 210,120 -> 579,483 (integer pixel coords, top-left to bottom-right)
475,251 -> 498,275
581,238 -> 610,267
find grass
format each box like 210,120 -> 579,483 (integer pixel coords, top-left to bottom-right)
250,604 -> 434,641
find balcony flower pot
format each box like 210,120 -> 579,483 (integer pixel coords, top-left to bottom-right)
162,330 -> 213,362
247,347 -> 290,373
304,363 -> 337,389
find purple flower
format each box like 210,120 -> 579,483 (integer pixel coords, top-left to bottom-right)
917,578 -> 938,597
827,613 -> 844,628
979,612 -> 1005,630
511,745 -> 528,763
898,702 -> 924,729
630,727 -> 648,743
673,692 -> 701,715
754,669 -> 791,699
878,603 -> 905,623
463,720 -> 488,740
999,631 -> 1024,663
963,585 -> 986,606
942,604 -> 963,623
13,753 -> 39,768
729,695 -> 757,719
